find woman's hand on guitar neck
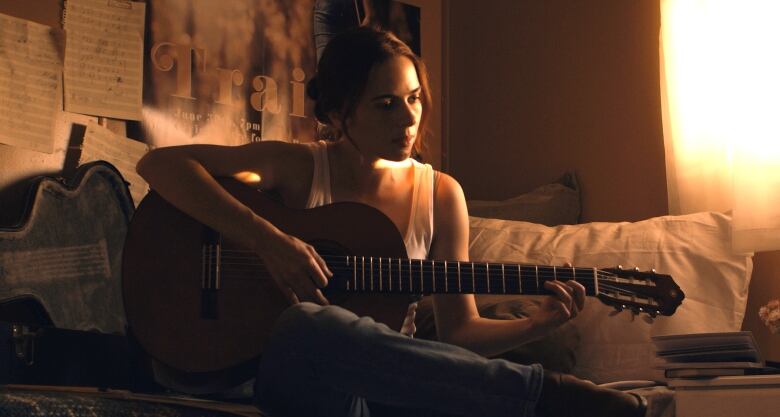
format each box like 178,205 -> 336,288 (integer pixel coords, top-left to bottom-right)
253,225 -> 333,306
530,279 -> 586,334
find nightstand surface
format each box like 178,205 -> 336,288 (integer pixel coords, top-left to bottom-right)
670,375 -> 780,417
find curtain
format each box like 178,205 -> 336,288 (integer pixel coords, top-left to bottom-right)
660,0 -> 780,253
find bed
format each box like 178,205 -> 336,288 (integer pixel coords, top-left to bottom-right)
418,174 -> 753,417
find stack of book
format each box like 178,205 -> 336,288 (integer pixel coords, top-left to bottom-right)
652,331 -> 779,378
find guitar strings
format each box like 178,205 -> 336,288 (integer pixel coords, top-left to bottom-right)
211,262 -> 610,282
207,274 -> 646,302
210,267 -> 646,298
210,250 -> 622,279
208,259 -> 648,297
215,264 -> 613,281
214,251 -> 644,287
214,249 -> 620,278
202,250 -> 655,300
210,259 -> 624,284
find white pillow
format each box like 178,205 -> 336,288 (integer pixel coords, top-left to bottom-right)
468,212 -> 753,383
467,182 -> 580,226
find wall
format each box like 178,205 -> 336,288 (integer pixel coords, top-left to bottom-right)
447,0 -> 667,223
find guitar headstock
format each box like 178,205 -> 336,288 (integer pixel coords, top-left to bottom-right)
596,266 -> 685,319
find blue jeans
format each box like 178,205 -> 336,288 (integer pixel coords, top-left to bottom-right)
254,303 -> 543,417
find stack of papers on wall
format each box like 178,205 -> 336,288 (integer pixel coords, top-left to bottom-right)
652,331 -> 779,378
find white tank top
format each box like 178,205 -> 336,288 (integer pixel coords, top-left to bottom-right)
305,141 -> 434,260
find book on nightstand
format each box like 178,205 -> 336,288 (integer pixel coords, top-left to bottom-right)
652,331 -> 780,379
662,362 -> 780,378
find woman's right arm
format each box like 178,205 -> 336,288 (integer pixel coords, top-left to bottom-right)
136,141 -> 331,304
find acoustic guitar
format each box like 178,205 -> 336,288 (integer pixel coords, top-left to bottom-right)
122,178 -> 685,375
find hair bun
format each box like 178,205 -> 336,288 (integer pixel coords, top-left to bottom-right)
305,77 -> 319,100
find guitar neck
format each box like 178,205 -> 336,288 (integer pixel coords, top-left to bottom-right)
327,256 -> 603,296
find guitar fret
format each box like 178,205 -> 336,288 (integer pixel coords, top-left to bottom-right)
471,262 -> 476,293
593,267 -> 599,295
571,266 -> 577,283
457,261 -> 462,293
379,257 -> 383,292
517,264 -> 522,294
432,260 -> 436,293
408,259 -> 412,293
215,241 -> 222,289
353,256 -> 357,291
370,257 -> 374,291
444,260 -> 448,293
346,256 -> 351,291
535,265 -> 540,292
501,263 -> 506,293
362,256 -> 366,291
553,265 -> 557,281
486,263 -> 490,293
388,257 -> 391,292
398,259 -> 402,293
419,259 -> 424,293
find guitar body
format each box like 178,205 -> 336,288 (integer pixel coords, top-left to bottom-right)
0,162 -> 133,334
122,178 -> 414,374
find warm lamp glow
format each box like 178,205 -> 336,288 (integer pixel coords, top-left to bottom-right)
661,0 -> 780,252
234,171 -> 262,185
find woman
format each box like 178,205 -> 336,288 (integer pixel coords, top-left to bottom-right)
137,27 -> 645,417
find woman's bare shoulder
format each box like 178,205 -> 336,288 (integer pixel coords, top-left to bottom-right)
433,170 -> 466,203
240,140 -> 316,190
217,140 -> 314,173
238,139 -> 313,161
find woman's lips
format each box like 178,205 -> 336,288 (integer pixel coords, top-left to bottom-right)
393,136 -> 413,147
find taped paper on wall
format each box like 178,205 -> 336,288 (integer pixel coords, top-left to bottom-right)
79,120 -> 150,205
0,13 -> 61,154
63,0 -> 146,120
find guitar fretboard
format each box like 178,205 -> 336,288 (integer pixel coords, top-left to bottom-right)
333,256 -> 601,296
203,247 -> 608,296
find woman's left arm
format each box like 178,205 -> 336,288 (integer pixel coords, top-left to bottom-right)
429,173 -> 585,357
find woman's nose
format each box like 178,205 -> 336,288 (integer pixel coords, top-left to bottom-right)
397,102 -> 418,127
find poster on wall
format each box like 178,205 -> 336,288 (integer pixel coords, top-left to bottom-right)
138,0 -> 420,149
141,0 -> 317,147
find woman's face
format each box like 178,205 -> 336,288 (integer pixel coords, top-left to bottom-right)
340,55 -> 423,162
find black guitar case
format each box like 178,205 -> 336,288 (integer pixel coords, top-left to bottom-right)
0,161 -> 134,334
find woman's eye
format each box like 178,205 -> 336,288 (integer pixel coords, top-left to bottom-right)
408,95 -> 421,104
377,99 -> 394,109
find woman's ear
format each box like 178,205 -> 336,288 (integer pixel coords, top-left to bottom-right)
327,110 -> 345,131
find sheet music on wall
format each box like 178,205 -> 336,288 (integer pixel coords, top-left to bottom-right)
79,120 -> 150,206
0,13 -> 61,154
63,0 -> 145,120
